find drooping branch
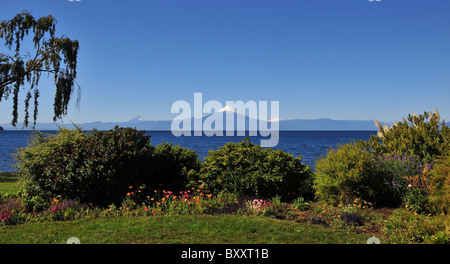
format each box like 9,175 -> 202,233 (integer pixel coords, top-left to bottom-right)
0,10 -> 79,127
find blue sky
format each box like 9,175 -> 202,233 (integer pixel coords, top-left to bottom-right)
1,0 -> 449,124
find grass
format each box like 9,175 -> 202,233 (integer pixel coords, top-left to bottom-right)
0,172 -> 20,195
0,214 -> 369,244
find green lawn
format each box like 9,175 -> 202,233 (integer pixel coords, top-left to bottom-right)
0,214 -> 369,244
0,172 -> 20,195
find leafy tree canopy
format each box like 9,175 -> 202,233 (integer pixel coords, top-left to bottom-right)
0,10 -> 79,127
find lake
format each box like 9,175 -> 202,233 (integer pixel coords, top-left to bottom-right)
0,130 -> 377,172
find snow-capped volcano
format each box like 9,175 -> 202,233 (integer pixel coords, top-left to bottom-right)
217,105 -> 237,113
129,115 -> 145,122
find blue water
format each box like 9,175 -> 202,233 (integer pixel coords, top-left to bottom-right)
0,130 -> 377,172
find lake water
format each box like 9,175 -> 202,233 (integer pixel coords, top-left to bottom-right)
0,130 -> 377,172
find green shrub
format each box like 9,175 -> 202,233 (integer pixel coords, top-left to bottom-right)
370,109 -> 449,163
15,126 -> 153,207
314,142 -> 383,206
383,209 -> 450,244
428,154 -> 450,215
374,154 -> 430,208
200,138 -> 313,201
14,126 -> 202,207
149,142 -> 202,192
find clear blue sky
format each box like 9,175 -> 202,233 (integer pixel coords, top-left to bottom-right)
1,0 -> 449,124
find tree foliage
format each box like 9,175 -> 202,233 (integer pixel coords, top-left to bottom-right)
0,10 -> 79,127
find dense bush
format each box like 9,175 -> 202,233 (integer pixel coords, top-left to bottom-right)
199,138 -> 313,201
15,126 -> 153,207
374,154 -> 431,208
14,127 -> 203,208
370,109 -> 449,163
314,142 -> 384,206
148,141 -> 202,192
428,154 -> 450,215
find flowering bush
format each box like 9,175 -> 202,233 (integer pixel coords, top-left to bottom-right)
121,185 -> 239,216
374,154 -> 431,208
0,210 -> 14,225
247,199 -> 273,216
245,197 -> 285,217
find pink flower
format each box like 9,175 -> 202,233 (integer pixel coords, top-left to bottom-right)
144,206 -> 149,211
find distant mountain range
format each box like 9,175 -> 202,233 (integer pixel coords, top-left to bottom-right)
1,106 -> 447,131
